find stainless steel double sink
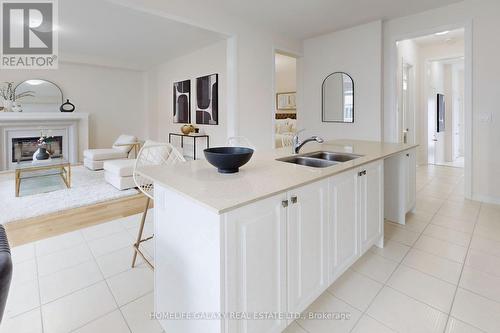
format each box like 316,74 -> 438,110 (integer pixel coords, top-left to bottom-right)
277,151 -> 363,168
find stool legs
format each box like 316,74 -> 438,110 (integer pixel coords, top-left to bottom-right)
132,196 -> 154,270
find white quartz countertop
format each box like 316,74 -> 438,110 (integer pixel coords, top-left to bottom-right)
137,140 -> 417,214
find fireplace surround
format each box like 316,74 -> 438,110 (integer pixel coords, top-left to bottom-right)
0,112 -> 89,170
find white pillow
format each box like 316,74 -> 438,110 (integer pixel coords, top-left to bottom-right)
275,119 -> 291,134
113,134 -> 137,153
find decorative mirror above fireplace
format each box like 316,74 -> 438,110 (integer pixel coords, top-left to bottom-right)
14,79 -> 63,113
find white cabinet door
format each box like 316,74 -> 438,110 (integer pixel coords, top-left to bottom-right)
359,160 -> 384,253
329,170 -> 359,281
224,193 -> 287,333
287,180 -> 328,314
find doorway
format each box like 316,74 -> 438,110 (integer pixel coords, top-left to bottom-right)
426,56 -> 465,168
396,28 -> 466,169
273,52 -> 298,148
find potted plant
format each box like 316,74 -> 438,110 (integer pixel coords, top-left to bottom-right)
0,82 -> 34,112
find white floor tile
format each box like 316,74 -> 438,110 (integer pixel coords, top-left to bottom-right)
437,202 -> 480,221
37,243 -> 94,277
431,215 -> 475,234
474,224 -> 500,243
120,213 -> 142,229
451,288 -> 500,333
459,266 -> 500,303
402,248 -> 462,285
414,235 -> 468,263
41,281 -> 117,333
470,234 -> 500,257
4,278 -> 39,318
423,224 -> 471,247
351,315 -> 396,333
88,230 -> 134,258
283,322 -> 308,333
0,308 -> 43,333
384,224 -> 420,246
298,291 -> 361,333
82,220 -> 127,242
10,243 -> 35,264
96,246 -> 145,279
369,240 -> 410,263
127,223 -> 154,241
465,249 -> 500,278
367,287 -> 448,333
389,217 -> 428,234
387,265 -> 456,313
39,260 -> 103,304
328,269 -> 383,311
120,292 -> 163,333
73,310 -> 130,333
351,252 -> 398,283
10,258 -> 37,286
107,266 -> 153,306
35,230 -> 85,257
445,317 -> 484,333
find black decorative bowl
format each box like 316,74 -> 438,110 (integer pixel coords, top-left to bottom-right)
204,147 -> 254,174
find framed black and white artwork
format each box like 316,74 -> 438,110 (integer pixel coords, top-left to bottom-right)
437,93 -> 445,132
196,74 -> 218,125
173,80 -> 191,123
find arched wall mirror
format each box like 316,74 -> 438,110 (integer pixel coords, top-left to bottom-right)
322,72 -> 354,123
15,79 -> 63,112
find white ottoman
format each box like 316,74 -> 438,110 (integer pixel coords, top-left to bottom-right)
103,159 -> 136,190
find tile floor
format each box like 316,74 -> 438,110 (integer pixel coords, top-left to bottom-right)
4,164 -> 500,333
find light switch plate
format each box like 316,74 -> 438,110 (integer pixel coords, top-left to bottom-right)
478,113 -> 493,123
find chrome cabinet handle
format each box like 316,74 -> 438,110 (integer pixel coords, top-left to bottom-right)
291,195 -> 298,204
282,200 -> 289,208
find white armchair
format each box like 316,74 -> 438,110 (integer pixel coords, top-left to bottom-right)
83,134 -> 139,170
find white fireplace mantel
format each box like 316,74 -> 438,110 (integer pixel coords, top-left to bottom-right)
0,112 -> 89,170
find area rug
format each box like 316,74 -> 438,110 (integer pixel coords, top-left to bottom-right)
0,166 -> 138,224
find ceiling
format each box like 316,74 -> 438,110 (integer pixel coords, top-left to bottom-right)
413,28 -> 465,46
216,0 -> 464,39
58,0 -> 226,70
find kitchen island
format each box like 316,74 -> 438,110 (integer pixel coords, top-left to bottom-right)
137,140 -> 417,333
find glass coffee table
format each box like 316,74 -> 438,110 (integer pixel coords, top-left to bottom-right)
14,159 -> 71,197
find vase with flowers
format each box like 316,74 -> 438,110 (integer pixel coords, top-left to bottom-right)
0,82 -> 34,112
33,132 -> 53,161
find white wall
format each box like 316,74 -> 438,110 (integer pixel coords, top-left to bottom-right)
275,54 -> 297,93
113,0 -> 302,150
301,21 -> 382,141
384,0 -> 500,203
0,62 -> 147,149
146,40 -> 227,157
275,54 -> 297,114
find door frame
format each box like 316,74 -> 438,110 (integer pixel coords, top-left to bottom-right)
388,20 -> 473,199
271,48 -> 301,149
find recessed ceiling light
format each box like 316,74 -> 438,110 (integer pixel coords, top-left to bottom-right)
435,31 -> 450,36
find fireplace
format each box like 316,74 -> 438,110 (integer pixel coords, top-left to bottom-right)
12,136 -> 63,163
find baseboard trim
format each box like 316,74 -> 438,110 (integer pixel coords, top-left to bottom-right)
472,193 -> 500,205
